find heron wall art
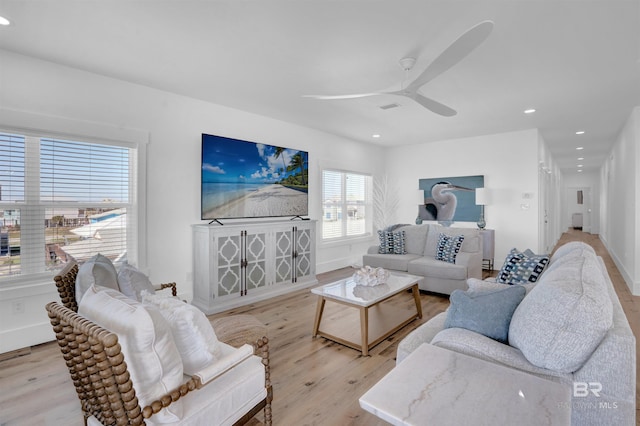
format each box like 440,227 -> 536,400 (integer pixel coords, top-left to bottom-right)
418,175 -> 484,226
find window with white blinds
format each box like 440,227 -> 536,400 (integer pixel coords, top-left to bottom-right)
0,131 -> 136,280
322,169 -> 372,240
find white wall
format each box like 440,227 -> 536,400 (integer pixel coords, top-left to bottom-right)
384,129 -> 542,263
0,49 -> 382,352
563,171 -> 600,234
600,106 -> 640,296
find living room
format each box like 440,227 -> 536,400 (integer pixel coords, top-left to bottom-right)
0,1 -> 639,424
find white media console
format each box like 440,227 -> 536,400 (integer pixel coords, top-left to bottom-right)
192,220 -> 317,314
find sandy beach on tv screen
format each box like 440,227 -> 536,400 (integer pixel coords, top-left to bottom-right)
205,184 -> 307,218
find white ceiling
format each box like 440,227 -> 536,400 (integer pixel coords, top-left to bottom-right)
0,1 -> 638,173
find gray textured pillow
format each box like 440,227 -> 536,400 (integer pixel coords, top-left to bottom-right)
509,254 -> 613,373
444,285 -> 526,343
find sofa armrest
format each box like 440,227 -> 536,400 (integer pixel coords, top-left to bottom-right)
454,251 -> 482,279
366,245 -> 380,254
431,328 -> 570,382
156,282 -> 177,297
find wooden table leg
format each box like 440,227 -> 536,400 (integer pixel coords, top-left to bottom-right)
412,283 -> 423,319
312,297 -> 326,337
360,306 -> 369,356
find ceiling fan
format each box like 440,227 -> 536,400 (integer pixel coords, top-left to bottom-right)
303,20 -> 494,117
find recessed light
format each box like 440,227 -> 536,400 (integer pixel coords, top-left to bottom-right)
576,147 -> 584,150
578,170 -> 583,173
577,164 -> 583,168
577,157 -> 584,160
575,131 -> 585,135
524,109 -> 536,114
0,15 -> 10,26
372,134 -> 381,138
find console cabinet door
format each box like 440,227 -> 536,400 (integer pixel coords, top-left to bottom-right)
294,226 -> 312,282
244,230 -> 268,292
216,231 -> 243,298
274,228 -> 294,284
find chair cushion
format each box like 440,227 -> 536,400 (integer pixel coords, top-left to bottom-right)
396,225 -> 429,255
509,254 -> 613,373
444,285 -> 526,343
75,253 -> 119,303
142,291 -> 222,375
118,262 -> 156,301
79,286 -> 184,423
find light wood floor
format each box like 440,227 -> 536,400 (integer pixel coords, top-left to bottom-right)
0,229 -> 638,425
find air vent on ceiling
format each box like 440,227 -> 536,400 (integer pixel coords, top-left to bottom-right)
379,103 -> 400,110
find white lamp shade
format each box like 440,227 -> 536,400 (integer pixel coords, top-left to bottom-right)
475,188 -> 489,205
416,189 -> 425,205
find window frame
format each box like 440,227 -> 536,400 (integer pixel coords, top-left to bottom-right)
321,168 -> 373,244
0,120 -> 147,286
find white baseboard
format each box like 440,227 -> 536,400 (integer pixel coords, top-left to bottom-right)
0,322 -> 53,354
600,235 -> 639,296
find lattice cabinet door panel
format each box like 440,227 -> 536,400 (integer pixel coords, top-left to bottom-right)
274,229 -> 293,284
245,231 -> 268,292
295,227 -> 313,281
217,233 -> 243,297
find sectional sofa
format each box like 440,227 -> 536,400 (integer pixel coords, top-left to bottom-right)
396,241 -> 636,425
362,224 -> 483,295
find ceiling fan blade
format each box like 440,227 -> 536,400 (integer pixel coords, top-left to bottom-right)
302,93 -> 383,100
406,20 -> 494,92
409,93 -> 457,117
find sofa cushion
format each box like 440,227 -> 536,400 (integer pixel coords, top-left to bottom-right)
549,241 -> 594,264
407,257 -> 467,280
444,285 -> 526,343
435,233 -> 464,263
75,253 -> 119,303
509,254 -> 613,373
466,277 -> 536,294
377,230 -> 407,254
424,225 -> 479,256
396,225 -> 429,255
142,291 -> 222,375
496,248 -> 549,285
363,253 -> 421,272
79,286 -> 184,423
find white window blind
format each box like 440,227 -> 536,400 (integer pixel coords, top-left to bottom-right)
322,169 -> 371,240
0,131 -> 136,280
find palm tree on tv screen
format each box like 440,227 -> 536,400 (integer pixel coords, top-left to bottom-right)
288,152 -> 307,186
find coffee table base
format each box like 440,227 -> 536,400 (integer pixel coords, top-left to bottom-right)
313,284 -> 422,356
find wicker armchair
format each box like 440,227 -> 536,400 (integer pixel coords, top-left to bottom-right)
53,259 -> 177,312
46,301 -> 273,425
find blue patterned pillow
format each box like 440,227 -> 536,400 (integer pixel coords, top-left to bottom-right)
435,233 -> 464,263
497,248 -> 550,284
377,230 -> 407,255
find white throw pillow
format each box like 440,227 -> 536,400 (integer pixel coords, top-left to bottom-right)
75,254 -> 119,303
79,286 -> 184,423
118,262 -> 156,301
142,291 -> 222,375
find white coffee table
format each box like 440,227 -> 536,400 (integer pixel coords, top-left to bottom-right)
311,272 -> 422,356
359,344 -> 572,425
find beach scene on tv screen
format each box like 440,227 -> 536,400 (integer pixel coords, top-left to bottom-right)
202,135 -> 308,219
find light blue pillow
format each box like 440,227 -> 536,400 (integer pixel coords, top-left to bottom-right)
444,285 -> 527,343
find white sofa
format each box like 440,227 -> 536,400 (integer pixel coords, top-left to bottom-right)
396,242 -> 636,425
362,224 -> 483,295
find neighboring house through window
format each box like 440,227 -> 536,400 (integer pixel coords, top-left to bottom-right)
0,131 -> 137,280
322,169 -> 372,240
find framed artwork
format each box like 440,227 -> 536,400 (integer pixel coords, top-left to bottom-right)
418,175 -> 484,224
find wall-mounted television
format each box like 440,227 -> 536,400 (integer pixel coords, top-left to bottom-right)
201,134 -> 309,221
